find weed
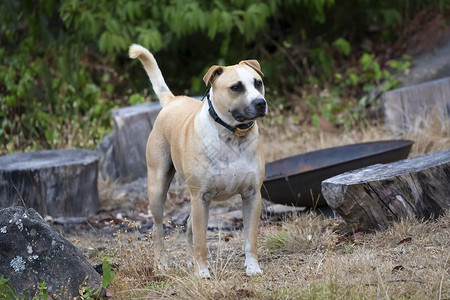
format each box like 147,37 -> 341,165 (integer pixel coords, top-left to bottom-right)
80,257 -> 115,299
299,281 -> 351,300
343,242 -> 355,254
265,229 -> 290,252
146,280 -> 169,292
34,282 -> 48,300
0,276 -> 16,300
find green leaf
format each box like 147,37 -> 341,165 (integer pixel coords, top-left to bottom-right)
0,276 -> 16,299
360,53 -> 374,71
312,114 -> 320,128
101,259 -> 116,288
129,93 -> 146,105
332,38 -> 350,56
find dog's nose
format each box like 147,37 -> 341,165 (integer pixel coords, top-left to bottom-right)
252,98 -> 266,113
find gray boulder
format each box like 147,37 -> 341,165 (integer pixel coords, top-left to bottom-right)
0,206 -> 102,298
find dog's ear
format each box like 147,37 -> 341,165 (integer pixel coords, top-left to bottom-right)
240,60 -> 264,77
203,66 -> 224,86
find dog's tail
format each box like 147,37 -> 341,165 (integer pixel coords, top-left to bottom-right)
129,44 -> 174,107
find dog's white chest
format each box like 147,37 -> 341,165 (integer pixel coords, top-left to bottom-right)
205,149 -> 258,199
194,103 -> 261,200
214,152 -> 257,189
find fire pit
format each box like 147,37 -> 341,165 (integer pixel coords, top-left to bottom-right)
261,140 -> 413,207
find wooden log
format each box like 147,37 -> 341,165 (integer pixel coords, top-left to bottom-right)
383,77 -> 450,134
321,150 -> 450,231
0,149 -> 99,217
97,102 -> 161,181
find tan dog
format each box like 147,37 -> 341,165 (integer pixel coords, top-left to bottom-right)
129,44 -> 267,278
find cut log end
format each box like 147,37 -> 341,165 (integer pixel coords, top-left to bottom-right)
322,150 -> 450,231
0,149 -> 99,217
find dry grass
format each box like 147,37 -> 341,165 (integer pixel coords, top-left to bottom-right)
79,113 -> 449,299
100,211 -> 450,299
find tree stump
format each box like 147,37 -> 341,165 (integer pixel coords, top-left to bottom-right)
321,150 -> 450,231
97,102 -> 162,181
383,77 -> 450,134
0,149 -> 99,217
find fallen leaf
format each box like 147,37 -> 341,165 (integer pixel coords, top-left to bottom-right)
397,237 -> 412,245
349,231 -> 364,242
392,265 -> 405,272
223,233 -> 234,242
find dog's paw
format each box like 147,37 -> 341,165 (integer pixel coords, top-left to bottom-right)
245,263 -> 263,276
195,268 -> 211,279
186,259 -> 194,268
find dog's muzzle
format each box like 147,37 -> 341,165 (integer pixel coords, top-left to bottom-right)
231,98 -> 267,122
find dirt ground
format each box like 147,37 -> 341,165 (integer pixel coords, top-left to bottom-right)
62,113 -> 449,299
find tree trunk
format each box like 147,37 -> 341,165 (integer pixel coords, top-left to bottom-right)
97,102 -> 162,181
321,150 -> 450,231
0,149 -> 99,217
383,77 -> 450,134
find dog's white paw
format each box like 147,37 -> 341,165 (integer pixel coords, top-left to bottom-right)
245,255 -> 262,276
195,267 -> 211,279
186,259 -> 194,268
245,263 -> 263,276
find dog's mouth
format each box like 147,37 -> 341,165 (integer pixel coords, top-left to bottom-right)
231,111 -> 266,122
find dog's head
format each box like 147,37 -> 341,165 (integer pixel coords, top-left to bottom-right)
203,60 -> 267,124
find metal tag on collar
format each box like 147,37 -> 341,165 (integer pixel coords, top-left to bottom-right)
234,122 -> 254,136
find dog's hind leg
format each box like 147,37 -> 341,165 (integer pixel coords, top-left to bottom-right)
147,147 -> 175,270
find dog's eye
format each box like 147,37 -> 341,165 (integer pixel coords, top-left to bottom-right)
230,82 -> 243,93
254,79 -> 263,89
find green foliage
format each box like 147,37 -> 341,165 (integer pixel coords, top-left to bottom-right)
299,281 -> 351,300
265,230 -> 290,252
101,257 -> 116,289
308,53 -> 412,128
128,93 -> 147,105
0,276 -> 16,300
332,38 -> 351,56
0,0 -> 118,153
0,0 -> 449,153
147,280 -> 169,292
33,282 -> 49,300
263,280 -> 351,299
81,257 -> 115,299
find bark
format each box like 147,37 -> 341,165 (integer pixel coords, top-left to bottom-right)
383,77 -> 450,134
322,150 -> 450,231
0,149 -> 99,217
97,102 -> 161,181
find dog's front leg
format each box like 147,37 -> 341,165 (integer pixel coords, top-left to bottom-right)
188,195 -> 211,278
242,188 -> 263,276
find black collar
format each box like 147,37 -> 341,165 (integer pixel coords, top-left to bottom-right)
204,90 -> 254,137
